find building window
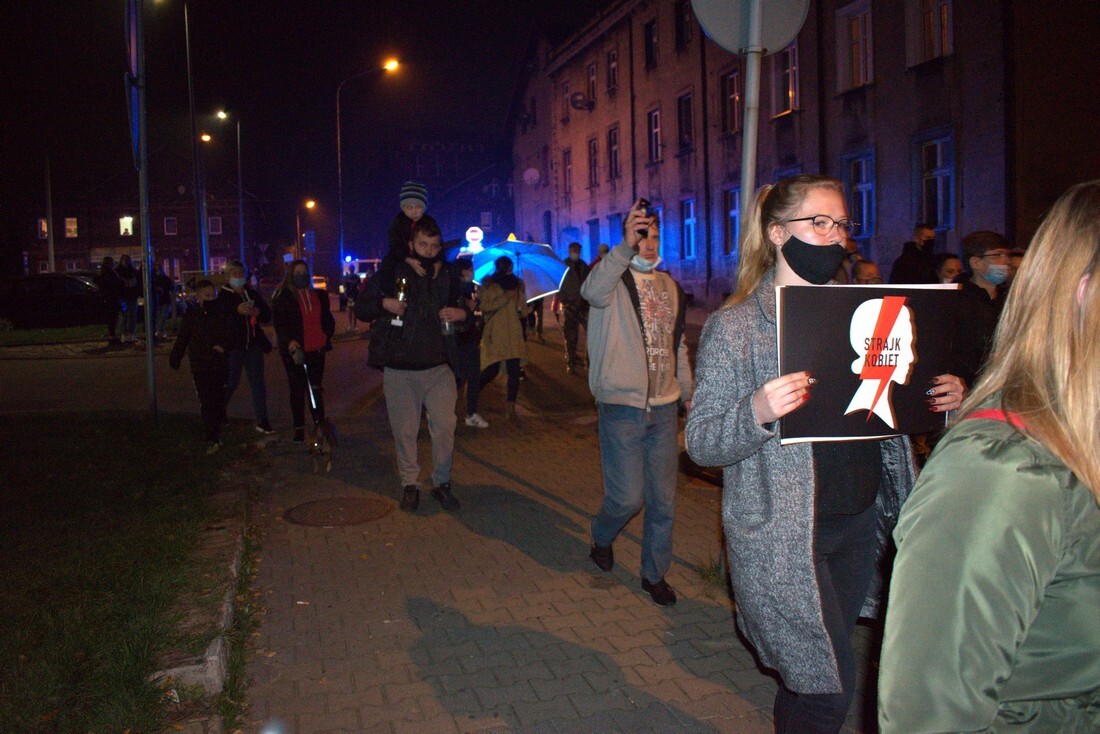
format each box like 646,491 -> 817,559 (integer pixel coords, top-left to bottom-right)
65,261 -> 78,272
721,69 -> 743,134
644,19 -> 658,69
37,218 -> 48,239
164,217 -> 178,236
210,256 -> 227,272
38,261 -> 49,273
561,81 -> 571,121
209,216 -> 222,235
647,109 -> 662,163
837,1 -> 873,91
674,0 -> 693,50
586,63 -> 597,104
843,149 -> 875,238
772,42 -> 799,115
119,216 -> 134,236
916,132 -> 954,230
587,138 -> 599,189
607,48 -> 619,90
676,93 -> 694,151
607,125 -> 621,179
724,189 -> 741,257
681,199 -> 697,259
65,217 -> 78,238
906,0 -> 953,65
562,148 -> 573,199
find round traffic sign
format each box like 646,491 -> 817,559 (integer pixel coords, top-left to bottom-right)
691,0 -> 809,55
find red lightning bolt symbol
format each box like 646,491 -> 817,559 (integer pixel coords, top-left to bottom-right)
859,295 -> 908,421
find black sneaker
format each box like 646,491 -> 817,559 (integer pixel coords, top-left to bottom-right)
400,485 -> 420,512
641,577 -> 677,607
431,482 -> 460,512
589,542 -> 614,572
256,420 -> 275,435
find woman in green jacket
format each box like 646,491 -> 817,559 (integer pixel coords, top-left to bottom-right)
879,180 -> 1100,732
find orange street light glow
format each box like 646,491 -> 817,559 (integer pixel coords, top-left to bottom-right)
200,132 -> 212,142
305,200 -> 316,209
383,58 -> 399,72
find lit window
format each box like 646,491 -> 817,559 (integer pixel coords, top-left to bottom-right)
843,149 -> 875,238
210,256 -> 227,272
37,218 -> 48,239
607,125 -> 621,179
607,48 -> 619,89
586,63 -> 597,104
724,189 -> 741,257
208,216 -> 222,235
65,218 -> 78,238
647,109 -> 662,163
119,216 -> 134,236
587,138 -> 599,189
836,1 -> 873,91
677,93 -> 694,151
644,20 -> 658,69
681,199 -> 696,259
721,69 -> 743,134
164,217 -> 178,236
772,42 -> 799,115
906,0 -> 953,65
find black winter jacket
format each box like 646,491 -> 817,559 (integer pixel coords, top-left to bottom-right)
217,285 -> 272,352
169,300 -> 234,373
271,286 -> 335,357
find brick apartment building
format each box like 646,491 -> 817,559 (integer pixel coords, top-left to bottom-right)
511,0 -> 1100,307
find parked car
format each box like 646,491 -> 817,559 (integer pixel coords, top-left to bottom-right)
0,273 -> 112,330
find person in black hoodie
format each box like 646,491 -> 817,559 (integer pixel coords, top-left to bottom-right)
218,260 -> 274,435
357,218 -> 468,513
115,254 -> 141,342
95,256 -> 123,343
272,259 -> 335,443
170,280 -> 234,453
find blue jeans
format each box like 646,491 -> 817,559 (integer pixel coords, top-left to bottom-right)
226,346 -> 269,424
773,502 -> 879,734
591,401 -> 679,583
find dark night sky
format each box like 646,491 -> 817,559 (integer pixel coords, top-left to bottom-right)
1,1 -> 605,236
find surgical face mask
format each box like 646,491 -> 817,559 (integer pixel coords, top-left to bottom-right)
292,274 -> 310,289
630,254 -> 661,272
780,234 -> 847,285
568,252 -> 580,261
983,263 -> 1009,286
229,277 -> 246,289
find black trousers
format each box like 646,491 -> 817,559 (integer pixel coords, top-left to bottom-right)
192,366 -> 228,442
283,350 -> 326,428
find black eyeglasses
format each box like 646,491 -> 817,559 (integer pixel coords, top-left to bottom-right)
786,215 -> 861,238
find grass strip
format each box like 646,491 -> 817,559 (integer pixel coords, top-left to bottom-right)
0,411 -> 232,733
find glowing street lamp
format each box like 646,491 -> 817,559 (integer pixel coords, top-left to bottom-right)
296,199 -> 317,261
215,109 -> 247,265
336,57 -> 400,268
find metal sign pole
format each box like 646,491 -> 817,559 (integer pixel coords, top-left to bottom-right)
739,0 -> 763,208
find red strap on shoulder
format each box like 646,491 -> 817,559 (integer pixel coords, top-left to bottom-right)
964,408 -> 1027,431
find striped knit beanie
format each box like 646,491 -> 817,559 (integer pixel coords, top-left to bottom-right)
399,181 -> 428,209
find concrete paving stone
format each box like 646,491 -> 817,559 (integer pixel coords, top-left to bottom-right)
664,637 -> 709,663
539,610 -> 594,636
294,671 -> 357,698
677,691 -> 752,721
474,679 -> 540,709
391,712 -> 461,734
324,687 -> 386,711
610,700 -> 695,732
436,668 -> 497,694
383,679 -> 433,705
568,687 -> 640,719
427,639 -> 484,664
604,629 -> 667,654
674,675 -> 727,703
296,707 -> 362,732
468,606 -> 517,627
724,666 -> 770,693
679,650 -> 741,681
638,643 -> 674,665
559,706 -> 630,730
459,650 -> 517,675
628,661 -> 684,687
530,673 -> 595,701
704,712 -> 773,734
511,696 -> 581,728
581,668 -> 627,694
496,658 -> 557,683
545,652 -> 609,680
636,677 -> 692,705
410,657 -> 467,681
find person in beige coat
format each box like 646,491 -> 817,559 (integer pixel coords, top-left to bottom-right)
477,256 -> 530,422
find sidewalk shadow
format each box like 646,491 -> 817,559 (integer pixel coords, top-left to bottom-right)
449,483 -> 589,573
406,597 -> 730,733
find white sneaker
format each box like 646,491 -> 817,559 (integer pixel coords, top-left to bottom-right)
464,413 -> 490,428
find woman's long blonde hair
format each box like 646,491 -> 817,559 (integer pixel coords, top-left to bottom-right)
959,179 -> 1100,501
724,174 -> 845,307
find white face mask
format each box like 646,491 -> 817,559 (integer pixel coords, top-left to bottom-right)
630,254 -> 661,272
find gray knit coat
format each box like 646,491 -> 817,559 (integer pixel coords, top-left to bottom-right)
685,269 -> 916,694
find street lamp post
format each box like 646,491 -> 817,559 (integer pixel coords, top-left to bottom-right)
217,110 -> 246,265
296,199 -> 316,262
184,1 -> 209,270
336,58 -> 399,271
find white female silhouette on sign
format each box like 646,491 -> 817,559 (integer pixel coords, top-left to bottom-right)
843,296 -> 917,428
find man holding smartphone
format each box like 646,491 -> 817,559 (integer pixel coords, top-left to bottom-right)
581,199 -> 694,607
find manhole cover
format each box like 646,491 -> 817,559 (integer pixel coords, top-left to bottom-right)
284,497 -> 393,526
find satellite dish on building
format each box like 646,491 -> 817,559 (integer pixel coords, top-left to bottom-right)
690,0 -> 808,55
522,167 -> 541,186
569,92 -> 595,111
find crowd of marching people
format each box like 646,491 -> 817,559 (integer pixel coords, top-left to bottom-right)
164,176 -> 1097,732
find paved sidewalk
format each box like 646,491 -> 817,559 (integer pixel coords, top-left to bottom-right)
244,318 -> 880,733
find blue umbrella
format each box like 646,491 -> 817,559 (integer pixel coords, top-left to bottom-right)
472,239 -> 568,302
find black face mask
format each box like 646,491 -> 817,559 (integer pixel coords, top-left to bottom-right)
412,252 -> 440,268
781,234 -> 847,285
